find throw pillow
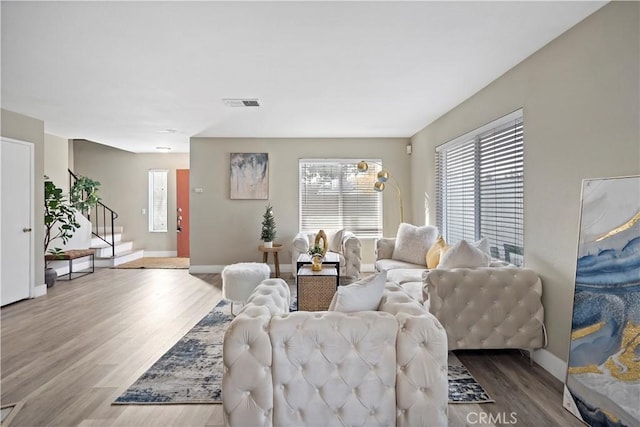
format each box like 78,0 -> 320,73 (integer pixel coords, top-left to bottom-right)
392,223 -> 438,266
472,237 -> 491,256
437,239 -> 491,269
328,271 -> 387,313
426,236 -> 448,269
328,229 -> 345,253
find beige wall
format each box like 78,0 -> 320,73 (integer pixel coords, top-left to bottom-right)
73,140 -> 189,253
44,133 -> 70,193
1,108 -> 46,289
189,138 -> 411,269
410,1 -> 639,363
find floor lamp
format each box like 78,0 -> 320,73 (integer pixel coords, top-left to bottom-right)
356,160 -> 404,223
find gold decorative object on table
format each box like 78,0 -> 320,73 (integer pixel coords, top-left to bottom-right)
308,240 -> 325,272
314,229 -> 328,255
356,160 -> 404,223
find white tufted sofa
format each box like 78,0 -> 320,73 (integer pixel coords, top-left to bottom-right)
292,231 -> 362,279
424,266 -> 545,351
222,279 -> 448,427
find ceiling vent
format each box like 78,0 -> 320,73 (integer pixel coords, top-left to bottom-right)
223,98 -> 261,107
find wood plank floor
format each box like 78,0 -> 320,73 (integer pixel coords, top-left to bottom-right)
1,268 -> 582,426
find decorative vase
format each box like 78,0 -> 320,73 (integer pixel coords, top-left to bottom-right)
45,267 -> 57,288
263,241 -> 273,248
311,254 -> 323,271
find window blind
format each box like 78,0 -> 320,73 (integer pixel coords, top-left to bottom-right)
299,159 -> 382,238
436,111 -> 524,265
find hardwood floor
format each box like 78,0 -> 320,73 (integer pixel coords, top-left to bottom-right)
1,268 -> 582,426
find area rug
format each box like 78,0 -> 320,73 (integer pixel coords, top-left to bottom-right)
448,353 -> 494,403
114,298 -> 493,405
113,257 -> 189,269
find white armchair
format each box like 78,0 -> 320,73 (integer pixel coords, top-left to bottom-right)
222,279 -> 448,427
292,230 -> 361,279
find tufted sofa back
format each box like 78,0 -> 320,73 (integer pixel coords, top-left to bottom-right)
425,266 -> 545,350
222,280 -> 448,427
271,311 -> 398,426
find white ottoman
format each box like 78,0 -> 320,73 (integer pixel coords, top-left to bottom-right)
222,262 -> 271,315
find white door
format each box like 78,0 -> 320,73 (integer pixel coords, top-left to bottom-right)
1,137 -> 34,306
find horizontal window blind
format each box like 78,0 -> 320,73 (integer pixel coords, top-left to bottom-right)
299,159 -> 382,238
436,111 -> 524,265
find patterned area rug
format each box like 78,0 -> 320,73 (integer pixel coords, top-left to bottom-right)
114,298 -> 493,405
113,257 -> 189,269
448,353 -> 494,403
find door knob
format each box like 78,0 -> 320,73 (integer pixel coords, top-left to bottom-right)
22,227 -> 32,232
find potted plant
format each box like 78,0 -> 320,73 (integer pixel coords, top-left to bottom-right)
260,204 -> 277,248
308,244 -> 325,271
43,175 -> 101,287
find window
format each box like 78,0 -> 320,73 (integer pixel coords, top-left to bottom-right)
436,110 -> 524,265
299,159 -> 382,238
148,169 -> 168,232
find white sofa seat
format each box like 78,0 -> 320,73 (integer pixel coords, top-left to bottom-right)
222,280 -> 448,427
375,238 -> 428,303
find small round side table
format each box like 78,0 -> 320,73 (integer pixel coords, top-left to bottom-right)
258,243 -> 283,278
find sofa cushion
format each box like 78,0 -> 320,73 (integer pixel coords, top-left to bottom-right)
328,271 -> 387,312
375,258 -> 426,272
426,236 -> 449,269
438,239 -> 491,269
391,223 -> 438,266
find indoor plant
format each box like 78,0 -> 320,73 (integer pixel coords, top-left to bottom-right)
260,204 -> 277,248
44,175 -> 101,287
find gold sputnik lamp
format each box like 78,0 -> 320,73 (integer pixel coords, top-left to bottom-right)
356,160 -> 404,223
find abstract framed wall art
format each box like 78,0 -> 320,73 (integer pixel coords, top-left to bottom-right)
563,175 -> 640,427
229,153 -> 268,200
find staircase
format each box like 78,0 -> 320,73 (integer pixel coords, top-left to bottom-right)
68,169 -> 144,268
91,226 -> 144,267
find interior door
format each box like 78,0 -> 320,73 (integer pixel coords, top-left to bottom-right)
176,169 -> 190,258
1,137 -> 34,306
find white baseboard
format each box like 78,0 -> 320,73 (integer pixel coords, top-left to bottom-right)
189,263 -> 295,275
144,251 -> 177,257
534,348 -> 567,382
33,284 -> 47,298
279,264 -> 293,273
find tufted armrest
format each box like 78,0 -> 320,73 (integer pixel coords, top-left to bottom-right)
223,279 -> 290,426
375,238 -> 396,261
378,283 -> 448,427
341,231 -> 362,279
424,266 -> 545,350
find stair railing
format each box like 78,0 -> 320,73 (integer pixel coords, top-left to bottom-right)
69,169 -> 119,257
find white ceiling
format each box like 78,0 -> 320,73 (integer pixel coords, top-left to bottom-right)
2,1 -> 606,153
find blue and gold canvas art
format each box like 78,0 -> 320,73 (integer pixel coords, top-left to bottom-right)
564,175 -> 640,427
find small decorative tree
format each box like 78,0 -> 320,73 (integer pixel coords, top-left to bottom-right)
260,204 -> 277,246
